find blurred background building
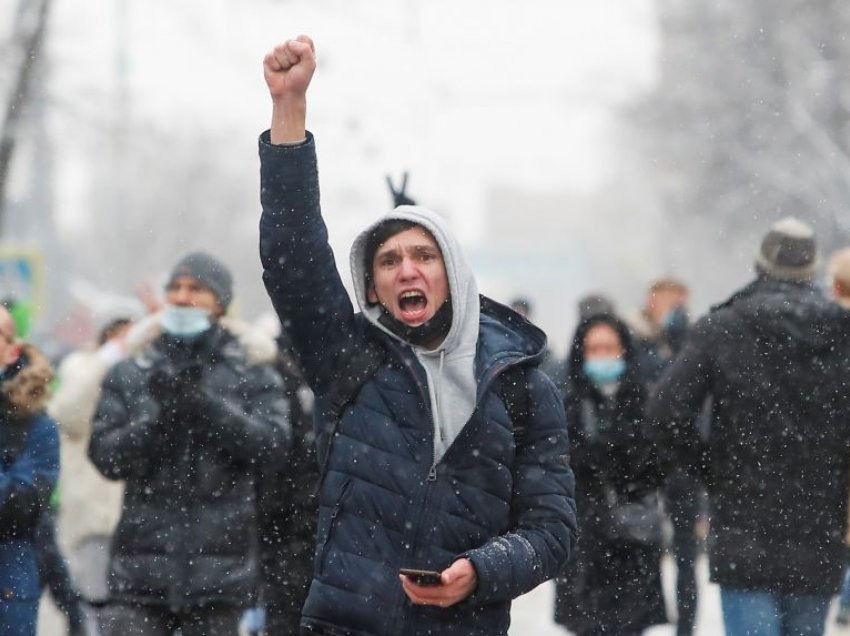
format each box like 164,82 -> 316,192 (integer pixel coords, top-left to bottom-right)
1,0 -> 848,358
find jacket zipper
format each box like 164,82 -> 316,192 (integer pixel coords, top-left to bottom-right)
319,479 -> 352,572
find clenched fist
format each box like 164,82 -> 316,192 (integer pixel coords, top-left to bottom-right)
263,35 -> 316,144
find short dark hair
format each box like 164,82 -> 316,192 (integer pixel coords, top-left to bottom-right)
98,318 -> 133,346
577,293 -> 616,320
363,219 -> 422,290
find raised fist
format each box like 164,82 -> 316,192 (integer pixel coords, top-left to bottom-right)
263,35 -> 316,102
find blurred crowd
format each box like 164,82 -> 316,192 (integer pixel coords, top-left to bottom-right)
1,197 -> 849,636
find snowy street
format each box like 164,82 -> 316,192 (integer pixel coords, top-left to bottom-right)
510,556 -> 850,636
37,554 -> 850,635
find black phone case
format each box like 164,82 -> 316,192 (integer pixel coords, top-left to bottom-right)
399,568 -> 442,586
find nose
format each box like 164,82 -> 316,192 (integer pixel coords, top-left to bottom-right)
171,286 -> 193,306
398,256 -> 418,280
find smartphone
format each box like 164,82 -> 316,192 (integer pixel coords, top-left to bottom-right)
399,567 -> 443,586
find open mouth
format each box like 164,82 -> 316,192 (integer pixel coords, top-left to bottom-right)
398,290 -> 428,324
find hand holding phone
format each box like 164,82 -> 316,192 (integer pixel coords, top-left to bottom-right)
399,559 -> 478,608
399,568 -> 443,586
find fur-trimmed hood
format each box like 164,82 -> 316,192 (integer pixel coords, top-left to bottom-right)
2,343 -> 54,417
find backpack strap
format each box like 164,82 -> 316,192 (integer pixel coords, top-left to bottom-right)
315,340 -> 386,490
499,364 -> 531,447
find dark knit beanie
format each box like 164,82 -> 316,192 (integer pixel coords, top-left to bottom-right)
167,252 -> 233,309
755,217 -> 819,282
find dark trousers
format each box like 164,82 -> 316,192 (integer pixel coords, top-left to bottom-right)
100,603 -> 241,636
35,509 -> 86,632
665,474 -> 702,636
263,542 -> 313,636
266,605 -> 305,636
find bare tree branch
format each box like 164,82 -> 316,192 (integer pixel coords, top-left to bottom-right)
0,0 -> 52,227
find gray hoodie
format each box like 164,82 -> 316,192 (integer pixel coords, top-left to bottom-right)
350,205 -> 480,464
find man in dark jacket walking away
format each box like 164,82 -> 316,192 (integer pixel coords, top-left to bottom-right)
259,36 -> 577,636
89,252 -> 290,636
649,218 -> 850,636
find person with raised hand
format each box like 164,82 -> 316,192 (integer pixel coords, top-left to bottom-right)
259,36 -> 576,635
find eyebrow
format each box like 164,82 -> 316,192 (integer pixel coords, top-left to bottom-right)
376,243 -> 440,259
167,280 -> 203,290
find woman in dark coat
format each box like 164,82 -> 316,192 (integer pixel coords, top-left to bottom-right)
554,313 -> 668,636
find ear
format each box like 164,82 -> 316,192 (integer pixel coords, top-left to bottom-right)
367,284 -> 378,305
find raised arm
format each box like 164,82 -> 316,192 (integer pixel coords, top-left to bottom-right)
264,36 -> 315,144
47,351 -> 112,442
259,36 -> 361,394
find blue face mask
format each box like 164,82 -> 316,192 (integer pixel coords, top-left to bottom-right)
160,305 -> 212,339
583,357 -> 626,385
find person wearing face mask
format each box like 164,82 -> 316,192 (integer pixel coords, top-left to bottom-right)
628,278 -> 705,636
554,313 -> 667,636
259,36 -> 576,636
87,252 -> 291,636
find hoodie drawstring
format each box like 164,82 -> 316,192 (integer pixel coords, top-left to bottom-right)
426,350 -> 447,481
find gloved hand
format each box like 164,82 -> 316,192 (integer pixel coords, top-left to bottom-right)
147,363 -> 205,414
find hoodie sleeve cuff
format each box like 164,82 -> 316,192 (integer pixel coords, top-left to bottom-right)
259,129 -> 310,148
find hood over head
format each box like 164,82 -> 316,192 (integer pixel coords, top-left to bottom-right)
567,312 -> 641,394
350,205 -> 480,353
351,205 -> 480,463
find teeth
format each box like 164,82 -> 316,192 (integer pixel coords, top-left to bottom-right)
401,291 -> 423,299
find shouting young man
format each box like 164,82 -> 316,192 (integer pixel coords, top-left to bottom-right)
258,36 -> 576,636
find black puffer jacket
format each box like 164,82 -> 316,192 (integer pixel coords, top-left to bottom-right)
89,326 -> 290,611
259,132 -> 577,636
648,277 -> 850,594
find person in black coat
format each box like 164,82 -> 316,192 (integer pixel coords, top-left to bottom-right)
257,331 -> 317,636
648,218 -> 850,636
89,253 -> 290,636
628,278 -> 704,636
554,313 -> 667,636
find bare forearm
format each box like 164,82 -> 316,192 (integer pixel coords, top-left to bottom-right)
270,97 -> 307,144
